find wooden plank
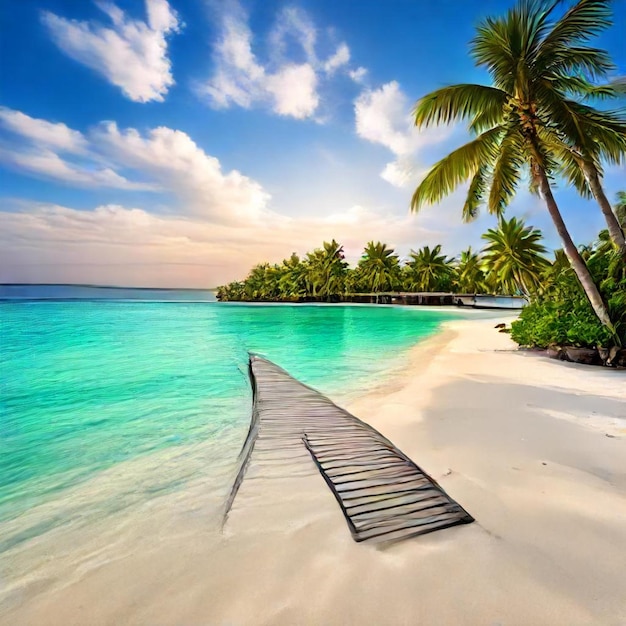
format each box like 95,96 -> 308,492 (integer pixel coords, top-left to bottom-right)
223,355 -> 474,544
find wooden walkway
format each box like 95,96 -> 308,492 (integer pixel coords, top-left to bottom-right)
224,355 -> 474,544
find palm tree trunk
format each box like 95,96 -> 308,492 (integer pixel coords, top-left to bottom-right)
583,164 -> 626,261
536,167 -> 613,329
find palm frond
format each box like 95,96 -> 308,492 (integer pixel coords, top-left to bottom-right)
413,84 -> 509,128
462,165 -> 489,222
543,46 -> 615,79
515,0 -> 564,57
536,0 -> 613,65
535,79 -> 626,164
472,0 -> 560,88
540,130 -> 594,197
471,17 -> 518,91
411,126 -> 504,212
554,99 -> 626,164
547,75 -> 625,101
488,128 -> 525,215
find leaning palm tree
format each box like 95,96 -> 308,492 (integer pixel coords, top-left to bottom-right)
405,245 -> 455,292
411,0 -> 617,328
482,217 -> 551,296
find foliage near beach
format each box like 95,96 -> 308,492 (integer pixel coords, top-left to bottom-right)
511,248 -> 626,349
217,217 -> 551,301
407,0 -> 626,354
410,0 -> 626,333
512,203 -> 626,350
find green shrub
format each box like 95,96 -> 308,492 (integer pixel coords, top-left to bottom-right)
510,245 -> 625,349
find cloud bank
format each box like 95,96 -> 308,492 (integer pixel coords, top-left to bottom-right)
0,201 -> 457,288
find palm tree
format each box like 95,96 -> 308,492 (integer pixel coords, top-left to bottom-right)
243,264 -> 272,300
216,281 -> 245,301
278,253 -> 308,300
481,217 -> 550,296
410,0 -> 617,328
355,241 -> 402,296
304,240 -> 348,301
405,245 -> 455,292
455,247 -> 487,293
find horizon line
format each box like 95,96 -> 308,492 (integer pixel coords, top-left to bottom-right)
0,283 -> 218,291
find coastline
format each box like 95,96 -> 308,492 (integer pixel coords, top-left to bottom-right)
2,317 -> 626,625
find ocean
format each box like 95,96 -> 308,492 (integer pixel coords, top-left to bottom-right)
0,285 -> 465,558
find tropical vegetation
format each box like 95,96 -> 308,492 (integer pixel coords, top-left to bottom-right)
217,217 -> 551,302
512,190 -> 626,352
219,0 -> 626,361
481,217 -> 551,297
410,0 -> 626,333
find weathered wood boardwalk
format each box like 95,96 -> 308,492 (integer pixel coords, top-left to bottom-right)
224,355 -> 473,544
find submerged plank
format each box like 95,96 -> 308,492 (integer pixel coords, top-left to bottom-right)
224,354 -> 474,544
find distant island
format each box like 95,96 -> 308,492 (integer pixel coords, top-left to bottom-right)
216,219 -> 548,304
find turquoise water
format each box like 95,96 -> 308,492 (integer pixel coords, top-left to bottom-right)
1,299 -> 462,549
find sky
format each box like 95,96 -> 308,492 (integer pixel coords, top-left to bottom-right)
0,0 -> 624,288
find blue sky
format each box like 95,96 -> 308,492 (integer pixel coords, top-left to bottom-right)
0,0 -> 624,287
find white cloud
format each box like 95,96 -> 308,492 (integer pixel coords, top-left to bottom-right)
0,107 -> 269,220
348,66 -> 368,84
92,122 -> 269,221
0,107 -> 155,190
0,146 -> 154,190
265,64 -> 319,119
354,81 -> 453,188
201,5 -> 264,109
380,158 -> 420,188
41,0 -> 181,103
146,0 -> 179,32
324,43 -> 350,75
199,2 -> 352,120
0,107 -> 88,154
355,81 -> 415,154
269,6 -> 318,65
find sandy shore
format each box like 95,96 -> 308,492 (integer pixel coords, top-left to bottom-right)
2,317 -> 626,625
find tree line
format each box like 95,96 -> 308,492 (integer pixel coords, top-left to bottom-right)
216,216 -> 553,302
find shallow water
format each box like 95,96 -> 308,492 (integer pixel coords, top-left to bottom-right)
1,296 -> 464,554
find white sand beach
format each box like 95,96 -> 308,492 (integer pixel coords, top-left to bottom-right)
2,316 -> 626,625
